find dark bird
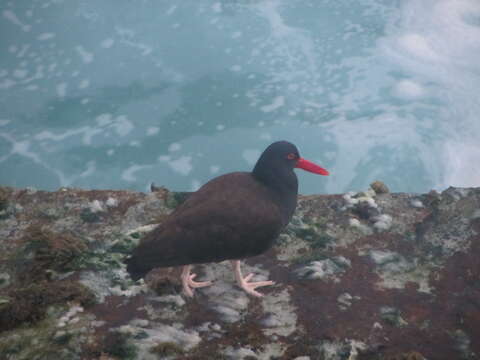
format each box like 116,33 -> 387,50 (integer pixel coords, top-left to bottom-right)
126,141 -> 329,297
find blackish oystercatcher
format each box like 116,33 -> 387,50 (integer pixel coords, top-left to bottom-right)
126,141 -> 329,297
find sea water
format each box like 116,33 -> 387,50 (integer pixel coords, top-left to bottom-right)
1,0 -> 479,194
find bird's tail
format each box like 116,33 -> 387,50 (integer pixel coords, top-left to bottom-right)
125,256 -> 149,281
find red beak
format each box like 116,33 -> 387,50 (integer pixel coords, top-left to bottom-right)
295,157 -> 329,176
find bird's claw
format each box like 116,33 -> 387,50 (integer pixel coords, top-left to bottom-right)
188,273 -> 213,288
182,272 -> 212,297
238,273 -> 275,297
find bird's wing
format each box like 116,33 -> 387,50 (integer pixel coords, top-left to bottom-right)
133,172 -> 283,267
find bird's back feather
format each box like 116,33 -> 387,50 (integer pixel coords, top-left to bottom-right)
126,172 -> 286,279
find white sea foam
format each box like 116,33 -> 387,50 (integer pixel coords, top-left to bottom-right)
79,161 -> 96,178
37,32 -> 55,41
212,2 -> 222,13
13,69 -> 28,78
78,79 -> 90,89
2,10 -> 31,32
113,115 -> 134,136
393,79 -> 424,99
75,45 -> 94,63
166,5 -> 177,15
380,0 -> 480,189
398,33 -> 440,62
16,44 -> 30,58
191,179 -> 201,191
323,113 -> 440,194
2,0 -> 479,195
0,79 -> 16,89
56,82 -> 67,97
100,38 -> 114,48
168,142 -> 181,152
123,40 -> 152,56
95,113 -> 113,126
443,141 -> 480,188
146,127 -> 159,136
122,164 -> 152,182
242,149 -> 260,165
260,96 -> 285,113
210,165 -> 220,174
35,126 -> 102,146
167,156 -> 193,176
249,0 -> 319,110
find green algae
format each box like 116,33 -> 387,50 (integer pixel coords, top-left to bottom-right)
0,305 -> 90,360
293,227 -> 335,250
14,225 -> 139,281
14,225 -> 89,280
293,252 -> 329,265
0,280 -> 95,332
383,351 -> 426,360
380,306 -> 408,328
109,234 -> 138,254
370,180 -> 390,194
150,341 -> 184,356
285,215 -> 337,265
0,273 -> 10,289
165,191 -> 190,209
292,234 -> 336,264
80,208 -> 101,223
104,332 -> 138,360
0,187 -> 11,219
52,331 -> 75,345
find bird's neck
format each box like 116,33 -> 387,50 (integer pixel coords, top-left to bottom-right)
252,165 -> 298,224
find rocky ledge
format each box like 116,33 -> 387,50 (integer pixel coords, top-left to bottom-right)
0,183 -> 479,360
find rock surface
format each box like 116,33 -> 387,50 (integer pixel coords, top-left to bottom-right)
0,184 -> 479,359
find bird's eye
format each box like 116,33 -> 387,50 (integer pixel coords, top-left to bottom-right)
287,153 -> 296,160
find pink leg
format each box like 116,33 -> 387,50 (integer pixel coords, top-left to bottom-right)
180,264 -> 213,297
230,260 -> 274,297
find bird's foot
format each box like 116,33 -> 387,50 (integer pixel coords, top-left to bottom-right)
182,272 -> 213,297
236,273 -> 274,297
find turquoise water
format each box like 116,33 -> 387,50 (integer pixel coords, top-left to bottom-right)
1,0 -> 479,194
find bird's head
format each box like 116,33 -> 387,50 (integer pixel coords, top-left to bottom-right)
254,141 -> 329,176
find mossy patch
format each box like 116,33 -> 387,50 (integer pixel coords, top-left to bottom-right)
52,330 -> 75,345
289,224 -> 336,264
15,225 -> 89,281
165,191 -> 190,209
293,227 -> 335,249
109,235 -> 138,254
380,306 -> 408,327
293,252 -> 329,265
0,187 -> 11,219
150,341 -> 184,356
80,208 -> 101,223
0,309 -> 90,360
371,180 -> 390,194
0,273 -> 10,289
384,351 -> 426,360
0,280 -> 95,332
13,225 -> 133,282
149,273 -> 181,296
0,318 -> 58,359
103,332 -> 138,360
0,187 -> 9,209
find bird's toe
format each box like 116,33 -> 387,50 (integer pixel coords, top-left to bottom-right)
238,277 -> 275,297
188,273 -> 213,289
182,284 -> 195,297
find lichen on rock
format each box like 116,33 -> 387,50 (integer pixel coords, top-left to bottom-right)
0,185 -> 479,359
